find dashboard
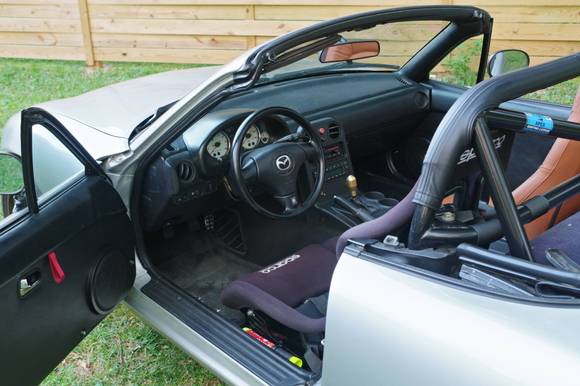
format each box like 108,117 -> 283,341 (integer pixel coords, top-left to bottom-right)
140,109 -> 294,231
140,72 -> 431,231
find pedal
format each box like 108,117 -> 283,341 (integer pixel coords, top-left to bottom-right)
203,213 -> 215,231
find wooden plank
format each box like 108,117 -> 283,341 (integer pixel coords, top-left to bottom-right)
456,0 -> 580,6
0,0 -> 77,4
88,4 -> 250,20
0,31 -> 82,46
85,0 -> 580,5
256,5 -> 580,23
484,6 -> 580,24
493,23 -> 580,41
246,3 -> 257,47
0,4 -> 79,18
256,5 -> 389,20
91,33 -> 248,49
86,0 -> 441,5
78,0 -> 96,65
90,18 -> 312,36
89,18 -> 448,39
256,36 -> 274,45
0,43 -> 84,59
1,0 -> 577,5
342,22 -> 448,41
528,55 -> 564,66
490,40 -> 580,57
93,46 -> 242,63
0,17 -> 80,33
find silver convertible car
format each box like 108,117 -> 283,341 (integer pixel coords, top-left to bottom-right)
1,5 -> 579,386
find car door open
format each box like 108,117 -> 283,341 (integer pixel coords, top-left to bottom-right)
0,108 -> 135,386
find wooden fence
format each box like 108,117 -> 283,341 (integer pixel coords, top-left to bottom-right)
0,0 -> 578,66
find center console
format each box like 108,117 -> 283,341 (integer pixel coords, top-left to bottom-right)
312,117 -> 399,227
310,117 -> 354,201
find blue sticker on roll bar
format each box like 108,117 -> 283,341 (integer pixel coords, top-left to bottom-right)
524,113 -> 554,135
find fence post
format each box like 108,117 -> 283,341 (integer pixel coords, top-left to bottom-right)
78,0 -> 97,66
246,4 -> 257,49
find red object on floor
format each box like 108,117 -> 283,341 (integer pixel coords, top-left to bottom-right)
48,251 -> 65,284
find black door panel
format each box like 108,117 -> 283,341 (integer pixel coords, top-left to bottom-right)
0,175 -> 135,386
0,108 -> 135,386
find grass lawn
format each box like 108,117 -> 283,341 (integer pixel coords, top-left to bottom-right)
0,58 -> 223,385
0,57 -> 577,385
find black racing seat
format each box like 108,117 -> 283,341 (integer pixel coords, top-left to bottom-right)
220,186 -> 418,333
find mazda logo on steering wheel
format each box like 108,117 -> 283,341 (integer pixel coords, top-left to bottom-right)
275,155 -> 293,172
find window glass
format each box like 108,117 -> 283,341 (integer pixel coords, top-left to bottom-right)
259,20 -> 450,85
0,153 -> 26,225
32,124 -> 84,202
430,37 -> 483,87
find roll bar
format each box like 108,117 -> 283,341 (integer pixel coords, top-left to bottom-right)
409,53 -> 580,260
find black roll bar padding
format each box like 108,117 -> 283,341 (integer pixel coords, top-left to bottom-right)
457,243 -> 580,288
410,53 -> 580,252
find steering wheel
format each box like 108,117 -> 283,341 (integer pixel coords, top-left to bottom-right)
230,107 -> 325,219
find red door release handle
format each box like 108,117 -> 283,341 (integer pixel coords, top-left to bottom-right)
48,252 -> 65,284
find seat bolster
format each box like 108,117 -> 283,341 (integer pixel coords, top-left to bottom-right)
512,138 -> 580,239
221,280 -> 326,333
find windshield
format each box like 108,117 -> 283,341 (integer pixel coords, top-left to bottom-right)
259,20 -> 449,84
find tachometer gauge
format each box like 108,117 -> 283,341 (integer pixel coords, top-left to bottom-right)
207,132 -> 230,160
242,124 -> 260,150
260,129 -> 270,144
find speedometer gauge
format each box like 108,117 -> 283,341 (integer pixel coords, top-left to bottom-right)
207,132 -> 230,160
242,125 -> 260,150
260,129 -> 270,144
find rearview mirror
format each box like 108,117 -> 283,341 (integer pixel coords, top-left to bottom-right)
320,41 -> 380,63
487,49 -> 530,77
0,152 -> 24,195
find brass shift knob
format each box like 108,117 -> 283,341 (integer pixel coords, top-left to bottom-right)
346,175 -> 358,198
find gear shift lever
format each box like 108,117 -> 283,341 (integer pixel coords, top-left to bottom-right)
346,175 -> 358,198
333,175 -> 374,223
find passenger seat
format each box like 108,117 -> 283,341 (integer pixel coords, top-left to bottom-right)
513,86 -> 580,239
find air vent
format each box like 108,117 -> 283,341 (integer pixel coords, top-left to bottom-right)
397,77 -> 413,86
328,123 -> 340,139
175,160 -> 195,182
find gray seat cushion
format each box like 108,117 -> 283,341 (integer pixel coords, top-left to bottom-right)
531,211 -> 580,265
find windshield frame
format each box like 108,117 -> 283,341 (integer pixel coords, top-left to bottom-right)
258,20 -> 454,86
239,6 -> 491,89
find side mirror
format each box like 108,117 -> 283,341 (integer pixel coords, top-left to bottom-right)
320,41 -> 380,63
0,152 -> 24,195
487,49 -> 530,77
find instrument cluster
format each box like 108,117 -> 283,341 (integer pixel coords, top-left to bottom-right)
206,121 -> 275,161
